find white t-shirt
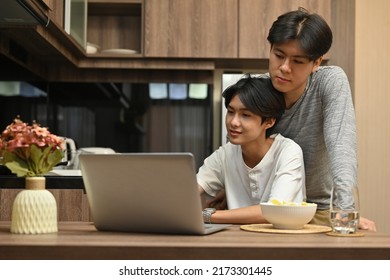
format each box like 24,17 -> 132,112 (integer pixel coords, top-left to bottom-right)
197,134 -> 306,209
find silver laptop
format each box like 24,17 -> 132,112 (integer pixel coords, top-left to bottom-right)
79,153 -> 230,235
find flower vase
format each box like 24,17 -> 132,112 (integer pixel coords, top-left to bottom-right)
10,177 -> 58,234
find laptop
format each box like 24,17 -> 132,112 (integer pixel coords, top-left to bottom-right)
79,153 -> 230,235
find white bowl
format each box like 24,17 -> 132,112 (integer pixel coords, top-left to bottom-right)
86,42 -> 100,54
260,202 -> 317,230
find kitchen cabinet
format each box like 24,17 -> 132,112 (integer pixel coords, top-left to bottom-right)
86,0 -> 143,56
0,0 -> 332,82
64,0 -> 88,49
238,0 -> 331,59
144,0 -> 238,58
48,0 -> 66,28
143,0 -> 330,59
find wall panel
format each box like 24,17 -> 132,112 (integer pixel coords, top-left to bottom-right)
355,0 -> 390,233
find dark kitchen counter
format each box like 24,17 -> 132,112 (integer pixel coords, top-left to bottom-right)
0,164 -> 84,190
0,175 -> 84,190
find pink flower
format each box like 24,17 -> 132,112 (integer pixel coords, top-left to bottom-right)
0,117 -> 65,177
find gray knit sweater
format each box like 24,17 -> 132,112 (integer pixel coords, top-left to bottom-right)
265,66 -> 357,209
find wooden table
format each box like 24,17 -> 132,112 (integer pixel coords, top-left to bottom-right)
0,222 -> 389,260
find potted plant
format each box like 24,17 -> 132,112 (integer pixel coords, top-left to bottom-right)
0,117 -> 64,234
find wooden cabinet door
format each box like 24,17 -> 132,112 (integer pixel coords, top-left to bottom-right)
238,0 -> 331,58
144,0 -> 238,58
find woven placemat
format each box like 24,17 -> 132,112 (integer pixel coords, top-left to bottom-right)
240,224 -> 332,234
326,231 -> 365,237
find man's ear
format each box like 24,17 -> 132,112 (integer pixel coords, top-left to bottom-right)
312,56 -> 323,72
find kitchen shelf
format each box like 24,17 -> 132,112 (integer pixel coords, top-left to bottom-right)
86,0 -> 142,57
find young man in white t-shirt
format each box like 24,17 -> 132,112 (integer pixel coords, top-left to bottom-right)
197,75 -> 305,224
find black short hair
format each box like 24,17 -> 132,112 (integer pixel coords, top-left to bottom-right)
267,7 -> 333,61
222,74 -> 285,128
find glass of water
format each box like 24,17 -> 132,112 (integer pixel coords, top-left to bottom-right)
330,185 -> 360,234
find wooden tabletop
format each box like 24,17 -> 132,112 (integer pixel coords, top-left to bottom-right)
0,222 -> 389,260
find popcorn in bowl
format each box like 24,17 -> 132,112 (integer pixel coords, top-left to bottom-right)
269,199 -> 316,206
261,199 -> 317,230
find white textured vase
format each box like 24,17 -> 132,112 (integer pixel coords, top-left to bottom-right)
10,177 -> 58,234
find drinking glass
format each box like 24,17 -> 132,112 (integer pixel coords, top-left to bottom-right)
330,185 -> 360,234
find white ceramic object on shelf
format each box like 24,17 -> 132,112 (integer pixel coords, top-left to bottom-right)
101,48 -> 138,54
86,42 -> 100,54
10,177 -> 58,234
